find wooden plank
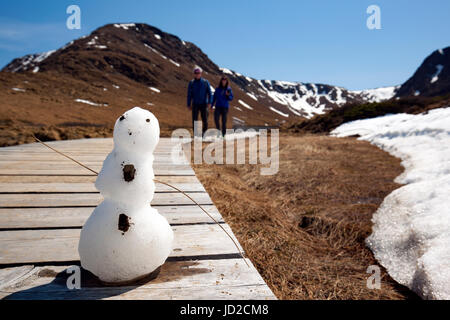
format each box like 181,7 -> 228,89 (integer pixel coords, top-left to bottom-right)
0,175 -> 205,192
0,170 -> 194,176
0,162 -> 192,171
0,139 -> 187,152
0,192 -> 212,207
1,137 -> 180,148
0,224 -> 242,265
0,146 -> 181,153
0,155 -> 109,161
0,182 -> 205,193
0,259 -> 276,300
0,175 -> 199,184
4,142 -> 182,149
0,158 -> 188,165
0,151 -> 180,156
1,283 -> 273,300
2,138 -> 114,148
0,146 -> 179,151
0,265 -> 34,290
0,165 -> 194,176
0,150 -> 183,155
0,205 -> 223,229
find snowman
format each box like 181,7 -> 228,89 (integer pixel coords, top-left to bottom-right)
78,107 -> 174,284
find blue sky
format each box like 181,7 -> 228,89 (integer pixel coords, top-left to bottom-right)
0,0 -> 449,90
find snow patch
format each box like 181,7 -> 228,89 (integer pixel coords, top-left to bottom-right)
86,36 -> 107,49
114,23 -> 136,30
12,88 -> 26,92
430,64 -> 444,84
269,107 -> 289,118
154,34 -> 161,40
144,43 -> 158,54
169,59 -> 180,67
238,100 -> 253,110
149,87 -> 161,93
86,36 -> 98,46
332,108 -> 450,299
35,50 -> 55,63
351,86 -> 398,103
232,116 -> 245,124
10,50 -> 56,73
75,99 -> 108,107
246,92 -> 258,101
220,68 -> 233,75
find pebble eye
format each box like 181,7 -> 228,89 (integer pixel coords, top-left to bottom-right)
146,119 -> 150,123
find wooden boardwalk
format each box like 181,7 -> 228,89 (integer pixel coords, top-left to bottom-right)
0,138 -> 276,300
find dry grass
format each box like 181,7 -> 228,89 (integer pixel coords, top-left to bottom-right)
192,134 -> 417,300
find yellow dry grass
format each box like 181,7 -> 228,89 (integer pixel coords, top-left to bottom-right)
192,134 -> 417,300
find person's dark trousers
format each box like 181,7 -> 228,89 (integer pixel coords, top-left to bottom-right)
192,104 -> 209,137
214,106 -> 228,137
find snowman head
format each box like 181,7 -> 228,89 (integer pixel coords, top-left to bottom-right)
113,107 -> 160,153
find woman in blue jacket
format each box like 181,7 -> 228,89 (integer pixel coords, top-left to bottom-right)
212,76 -> 234,137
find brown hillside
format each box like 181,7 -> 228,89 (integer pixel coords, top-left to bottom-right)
0,23 -> 299,146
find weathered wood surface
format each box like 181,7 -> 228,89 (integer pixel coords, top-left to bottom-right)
0,167 -> 194,176
0,259 -> 272,300
0,175 -> 206,192
0,138 -> 276,300
0,205 -> 222,229
0,192 -> 212,207
0,224 -> 242,265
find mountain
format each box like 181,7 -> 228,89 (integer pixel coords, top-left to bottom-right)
0,22 -> 400,145
396,47 -> 449,97
219,66 -> 398,117
1,23 -> 288,136
288,47 -> 450,135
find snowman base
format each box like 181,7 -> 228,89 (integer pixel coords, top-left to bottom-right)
83,266 -> 162,287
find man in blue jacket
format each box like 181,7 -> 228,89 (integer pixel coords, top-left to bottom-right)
187,67 -> 212,137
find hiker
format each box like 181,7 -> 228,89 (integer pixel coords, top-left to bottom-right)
187,67 -> 212,137
212,76 -> 234,137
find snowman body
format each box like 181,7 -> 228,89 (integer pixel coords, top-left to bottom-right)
95,151 -> 156,204
78,107 -> 174,283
